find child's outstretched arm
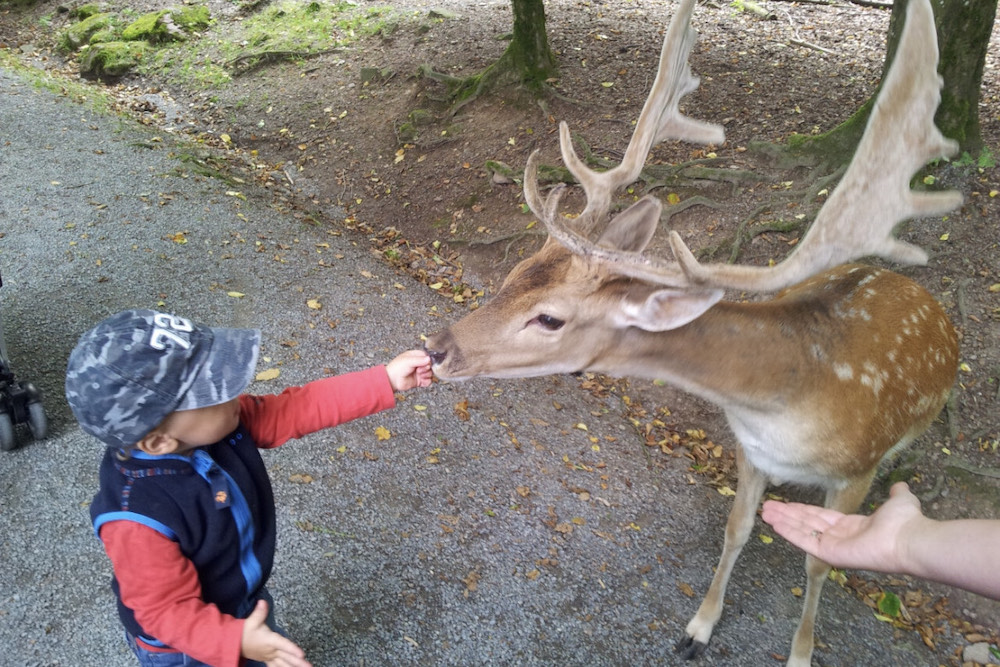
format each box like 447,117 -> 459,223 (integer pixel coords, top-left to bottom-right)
762,482 -> 1000,600
241,600 -> 312,667
385,349 -> 433,391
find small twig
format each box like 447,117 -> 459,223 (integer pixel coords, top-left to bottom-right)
447,229 -> 547,248
846,0 -> 893,8
789,39 -> 837,55
956,278 -> 971,326
945,460 -> 1000,480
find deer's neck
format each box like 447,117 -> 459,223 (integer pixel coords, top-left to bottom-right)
592,301 -> 809,410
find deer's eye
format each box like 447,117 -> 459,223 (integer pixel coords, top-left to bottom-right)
531,314 -> 565,331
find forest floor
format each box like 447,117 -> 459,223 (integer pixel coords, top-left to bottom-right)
1,0 -> 999,659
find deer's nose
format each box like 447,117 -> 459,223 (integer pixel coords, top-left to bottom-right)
426,347 -> 447,366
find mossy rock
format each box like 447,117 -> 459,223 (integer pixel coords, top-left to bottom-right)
121,10 -> 172,42
70,3 -> 109,20
79,40 -> 150,77
121,6 -> 210,44
171,6 -> 211,31
408,109 -> 434,126
59,12 -> 115,52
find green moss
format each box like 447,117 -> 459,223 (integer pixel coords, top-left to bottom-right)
79,40 -> 150,77
121,11 -> 171,42
171,6 -> 211,31
59,12 -> 116,52
71,3 -> 107,20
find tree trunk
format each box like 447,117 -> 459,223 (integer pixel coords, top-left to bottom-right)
506,0 -> 557,89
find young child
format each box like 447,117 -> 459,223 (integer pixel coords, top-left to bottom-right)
65,309 -> 433,667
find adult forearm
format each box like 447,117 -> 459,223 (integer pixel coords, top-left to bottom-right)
900,517 -> 1000,600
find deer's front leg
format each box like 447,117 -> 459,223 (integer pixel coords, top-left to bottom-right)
785,471 -> 876,667
677,447 -> 768,659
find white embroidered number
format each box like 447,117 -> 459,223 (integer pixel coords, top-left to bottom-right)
150,313 -> 195,350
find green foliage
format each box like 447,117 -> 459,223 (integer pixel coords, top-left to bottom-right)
953,146 -> 997,170
876,590 -> 901,618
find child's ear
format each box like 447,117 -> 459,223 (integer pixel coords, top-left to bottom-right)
136,431 -> 180,455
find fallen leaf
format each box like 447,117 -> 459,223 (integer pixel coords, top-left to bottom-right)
678,582 -> 695,597
289,473 -> 313,484
759,534 -> 774,544
227,291 -> 245,298
717,485 -> 736,497
255,368 -> 281,381
306,299 -> 322,310
375,426 -> 391,441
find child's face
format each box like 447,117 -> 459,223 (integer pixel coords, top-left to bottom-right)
154,398 -> 241,453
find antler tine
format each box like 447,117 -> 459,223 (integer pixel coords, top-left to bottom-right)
523,149 -> 600,260
523,150 -> 690,286
560,0 -> 724,235
671,0 -> 962,292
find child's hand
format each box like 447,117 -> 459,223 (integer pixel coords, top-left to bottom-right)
241,600 -> 312,667
386,349 -> 434,392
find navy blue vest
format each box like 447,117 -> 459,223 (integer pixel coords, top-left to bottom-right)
90,424 -> 276,646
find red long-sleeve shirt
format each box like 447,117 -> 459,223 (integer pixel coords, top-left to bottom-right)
99,366 -> 396,667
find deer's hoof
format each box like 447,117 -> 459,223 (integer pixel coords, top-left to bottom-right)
674,635 -> 708,660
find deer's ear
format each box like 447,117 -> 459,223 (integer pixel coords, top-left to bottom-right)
615,287 -> 724,332
597,196 -> 662,252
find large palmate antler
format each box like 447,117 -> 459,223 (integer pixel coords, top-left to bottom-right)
525,0 -> 723,251
527,0 -> 963,293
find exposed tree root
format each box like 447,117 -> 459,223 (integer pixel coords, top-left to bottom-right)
419,47 -> 524,117
226,48 -> 339,76
447,229 -> 547,262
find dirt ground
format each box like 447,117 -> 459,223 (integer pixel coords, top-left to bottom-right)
2,0 -> 999,657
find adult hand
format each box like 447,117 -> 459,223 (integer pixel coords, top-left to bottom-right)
761,481 -> 924,572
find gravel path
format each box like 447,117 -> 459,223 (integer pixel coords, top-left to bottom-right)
0,65 -> 951,667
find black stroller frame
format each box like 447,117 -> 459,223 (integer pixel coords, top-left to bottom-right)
0,270 -> 47,450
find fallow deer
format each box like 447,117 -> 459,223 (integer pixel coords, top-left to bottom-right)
424,0 -> 961,664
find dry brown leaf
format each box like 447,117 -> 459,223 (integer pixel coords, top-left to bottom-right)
255,368 -> 280,382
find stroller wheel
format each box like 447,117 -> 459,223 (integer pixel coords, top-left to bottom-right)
28,401 -> 47,440
0,412 -> 14,451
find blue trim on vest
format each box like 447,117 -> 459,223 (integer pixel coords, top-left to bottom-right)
93,511 -> 178,541
127,450 -> 192,463
190,449 -> 264,595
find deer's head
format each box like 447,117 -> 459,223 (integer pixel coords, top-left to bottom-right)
426,196 -> 723,380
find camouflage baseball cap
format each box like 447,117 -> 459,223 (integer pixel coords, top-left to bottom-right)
65,310 -> 261,450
